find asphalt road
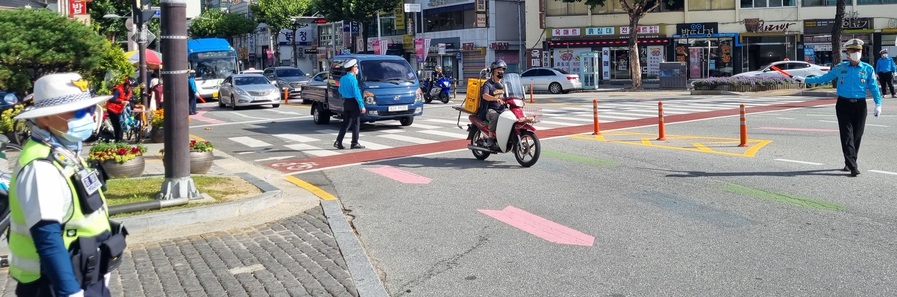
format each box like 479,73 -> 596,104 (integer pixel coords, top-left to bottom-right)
188,92 -> 897,295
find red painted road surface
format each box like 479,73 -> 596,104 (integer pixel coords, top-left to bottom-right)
270,99 -> 836,173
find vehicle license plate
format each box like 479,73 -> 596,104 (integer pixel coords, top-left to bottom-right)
388,105 -> 408,112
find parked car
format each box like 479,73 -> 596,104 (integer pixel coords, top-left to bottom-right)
263,66 -> 309,100
292,71 -> 328,104
518,67 -> 582,94
733,61 -> 830,79
304,55 -> 423,126
218,74 -> 281,109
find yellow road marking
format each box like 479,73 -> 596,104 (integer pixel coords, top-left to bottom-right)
640,138 -> 653,146
571,131 -> 772,157
285,175 -> 337,200
692,142 -> 714,152
189,134 -> 206,142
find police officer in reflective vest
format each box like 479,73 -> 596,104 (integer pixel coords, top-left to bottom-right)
792,39 -> 883,177
9,73 -> 128,296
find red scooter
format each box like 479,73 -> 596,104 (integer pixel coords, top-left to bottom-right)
455,73 -> 541,167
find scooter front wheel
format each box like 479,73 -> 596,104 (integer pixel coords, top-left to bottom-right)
514,131 -> 540,167
440,93 -> 450,104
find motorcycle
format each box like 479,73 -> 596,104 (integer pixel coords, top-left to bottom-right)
456,72 -> 541,167
422,76 -> 452,104
85,103 -> 114,143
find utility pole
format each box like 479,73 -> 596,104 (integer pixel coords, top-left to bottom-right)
158,0 -> 198,199
132,0 -> 149,107
292,20 -> 298,67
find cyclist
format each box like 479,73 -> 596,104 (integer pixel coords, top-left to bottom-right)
108,77 -> 136,142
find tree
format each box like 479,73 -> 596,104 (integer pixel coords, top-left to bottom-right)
189,9 -> 257,44
310,0 -> 402,52
832,0 -> 846,62
251,0 -> 310,62
557,0 -> 675,90
0,8 -> 134,95
88,0 -> 163,50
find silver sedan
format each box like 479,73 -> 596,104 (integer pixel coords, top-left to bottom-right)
218,74 -> 282,109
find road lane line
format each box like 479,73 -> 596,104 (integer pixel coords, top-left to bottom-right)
274,133 -> 318,142
721,184 -> 843,211
377,134 -> 437,144
408,123 -> 441,129
284,144 -> 342,156
191,115 -> 311,128
418,130 -> 468,139
869,170 -> 897,175
364,166 -> 432,184
315,129 -> 339,135
229,136 -> 271,147
285,175 -> 336,200
478,206 -> 594,246
774,159 -> 823,165
355,140 -> 392,150
424,119 -> 462,124
537,120 -> 581,127
269,109 -> 302,115
230,112 -> 267,119
254,155 -> 295,162
756,127 -> 839,132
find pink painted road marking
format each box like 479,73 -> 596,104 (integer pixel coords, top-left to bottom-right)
191,110 -> 225,124
478,206 -> 594,246
364,166 -> 432,184
756,127 -> 839,132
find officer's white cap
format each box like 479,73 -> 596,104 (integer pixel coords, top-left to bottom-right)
343,59 -> 358,69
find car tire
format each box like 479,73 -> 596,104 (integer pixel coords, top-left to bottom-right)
231,96 -> 239,110
549,82 -> 563,94
399,116 -> 414,126
218,99 -> 226,108
313,103 -> 330,125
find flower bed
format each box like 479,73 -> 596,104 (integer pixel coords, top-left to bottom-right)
692,76 -> 803,92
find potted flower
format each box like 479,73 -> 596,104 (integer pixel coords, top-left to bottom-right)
0,104 -> 29,146
150,108 -> 165,143
189,139 -> 214,174
88,142 -> 147,179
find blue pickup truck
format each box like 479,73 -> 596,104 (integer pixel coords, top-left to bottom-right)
301,55 -> 424,126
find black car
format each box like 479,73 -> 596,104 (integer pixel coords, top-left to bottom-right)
263,67 -> 310,100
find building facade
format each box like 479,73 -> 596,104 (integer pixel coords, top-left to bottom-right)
531,0 -> 897,81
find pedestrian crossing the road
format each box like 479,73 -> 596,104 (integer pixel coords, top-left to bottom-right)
205,96 -> 813,161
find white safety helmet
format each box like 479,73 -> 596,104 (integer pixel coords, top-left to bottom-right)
843,38 -> 864,50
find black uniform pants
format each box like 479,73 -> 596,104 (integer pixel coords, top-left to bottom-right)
108,111 -> 123,142
336,99 -> 362,145
835,97 -> 868,170
879,72 -> 894,96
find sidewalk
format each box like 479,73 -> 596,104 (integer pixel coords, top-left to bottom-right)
0,142 -> 386,297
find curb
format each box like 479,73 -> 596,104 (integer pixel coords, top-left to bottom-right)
689,89 -> 836,97
321,199 -> 389,297
117,172 -> 283,233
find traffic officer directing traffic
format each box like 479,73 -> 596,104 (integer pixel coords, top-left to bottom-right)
9,73 -> 128,296
792,39 -> 883,177
876,49 -> 896,98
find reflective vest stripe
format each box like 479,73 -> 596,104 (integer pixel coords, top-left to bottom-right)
9,255 -> 41,272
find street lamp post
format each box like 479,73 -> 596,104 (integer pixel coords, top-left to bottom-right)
104,11 -> 149,107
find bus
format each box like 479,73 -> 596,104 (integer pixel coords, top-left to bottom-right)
187,38 -> 238,101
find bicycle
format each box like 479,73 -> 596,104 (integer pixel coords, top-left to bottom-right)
121,99 -> 149,143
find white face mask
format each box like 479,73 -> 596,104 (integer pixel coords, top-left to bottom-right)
848,52 -> 862,61
884,54 -> 890,58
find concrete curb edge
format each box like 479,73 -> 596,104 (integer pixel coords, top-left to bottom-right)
118,172 -> 283,233
321,199 -> 389,297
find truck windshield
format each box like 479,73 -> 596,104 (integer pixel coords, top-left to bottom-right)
360,60 -> 416,83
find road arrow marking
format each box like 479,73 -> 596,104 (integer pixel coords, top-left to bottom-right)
364,166 -> 431,184
478,206 -> 594,246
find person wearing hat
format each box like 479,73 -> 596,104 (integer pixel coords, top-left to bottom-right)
107,77 -> 137,142
478,59 -> 508,146
9,73 -> 123,296
188,70 -> 200,115
334,59 -> 366,149
875,49 -> 896,98
793,39 -> 883,177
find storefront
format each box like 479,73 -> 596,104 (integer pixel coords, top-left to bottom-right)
803,18 -> 875,66
738,18 -> 801,73
546,26 -> 670,81
460,42 -> 487,86
422,37 -> 461,83
671,22 -> 740,78
877,26 -> 897,62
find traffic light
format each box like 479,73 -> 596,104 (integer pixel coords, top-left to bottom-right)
313,18 -> 327,24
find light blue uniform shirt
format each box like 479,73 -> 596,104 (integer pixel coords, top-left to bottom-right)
875,57 -> 896,73
338,72 -> 365,108
805,61 -> 882,105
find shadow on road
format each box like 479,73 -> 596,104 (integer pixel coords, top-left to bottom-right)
661,168 -> 848,178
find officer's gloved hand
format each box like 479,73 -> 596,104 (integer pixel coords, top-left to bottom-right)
874,104 -> 882,117
790,75 -> 805,83
69,290 -> 84,297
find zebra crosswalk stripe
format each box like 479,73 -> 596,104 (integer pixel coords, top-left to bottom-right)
419,130 -> 468,139
285,144 -> 342,156
229,136 -> 271,148
274,134 -> 318,142
378,134 -> 437,144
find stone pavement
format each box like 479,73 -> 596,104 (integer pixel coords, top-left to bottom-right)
0,142 -> 385,296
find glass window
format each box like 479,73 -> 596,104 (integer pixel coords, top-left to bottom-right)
741,0 -> 794,7
547,2 -> 589,16
521,69 -> 537,77
553,68 -> 570,74
590,0 -> 625,14
234,76 -> 271,85
801,0 -> 836,6
359,60 -> 417,82
650,0 -> 685,11
424,9 -> 474,32
275,68 -> 305,77
857,0 -> 897,4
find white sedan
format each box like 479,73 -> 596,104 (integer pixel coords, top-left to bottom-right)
218,74 -> 281,109
519,67 -> 583,94
734,61 -> 830,79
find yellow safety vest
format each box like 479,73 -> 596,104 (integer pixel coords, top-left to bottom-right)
7,140 -> 111,283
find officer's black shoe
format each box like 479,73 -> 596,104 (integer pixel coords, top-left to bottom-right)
334,141 -> 345,149
850,168 -> 861,177
892,94 -> 896,98
350,143 -> 365,149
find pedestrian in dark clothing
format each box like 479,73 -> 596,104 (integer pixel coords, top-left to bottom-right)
188,70 -> 199,115
793,39 -> 883,177
334,59 -> 366,149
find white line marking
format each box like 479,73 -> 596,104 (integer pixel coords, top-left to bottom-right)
777,117 -> 795,120
419,130 -> 468,139
191,115 -> 311,128
284,144 -> 342,156
866,124 -> 889,127
552,117 -> 597,122
869,170 -> 897,175
774,159 -> 823,165
819,120 -> 839,124
273,133 -> 318,142
254,155 -> 295,162
355,140 -> 392,150
230,112 -> 267,119
537,120 -> 583,126
425,119 -> 462,124
269,109 -> 302,115
229,136 -> 271,148
378,129 -> 405,134
408,123 -> 441,129
378,134 -> 437,144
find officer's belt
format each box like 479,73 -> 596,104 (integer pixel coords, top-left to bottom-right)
838,96 -> 866,102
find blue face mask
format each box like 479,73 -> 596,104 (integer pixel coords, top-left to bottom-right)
51,112 -> 96,143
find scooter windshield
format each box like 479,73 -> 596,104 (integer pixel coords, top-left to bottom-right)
502,73 -> 525,99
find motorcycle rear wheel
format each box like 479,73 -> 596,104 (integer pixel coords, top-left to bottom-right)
514,131 -> 540,167
470,130 -> 490,160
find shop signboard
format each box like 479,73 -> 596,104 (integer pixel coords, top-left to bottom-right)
675,22 -> 717,37
553,47 -> 591,74
620,25 -> 661,35
803,18 -> 874,34
394,3 -> 405,30
688,48 -> 702,79
646,46 -> 664,76
552,28 -> 581,37
585,27 -> 615,36
743,18 -> 796,33
528,49 -> 542,67
601,48 -> 610,81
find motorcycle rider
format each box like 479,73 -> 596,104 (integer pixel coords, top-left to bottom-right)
426,66 -> 445,95
478,60 -> 508,146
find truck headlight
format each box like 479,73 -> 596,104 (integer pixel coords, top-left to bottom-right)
365,96 -> 375,105
415,92 -> 423,103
